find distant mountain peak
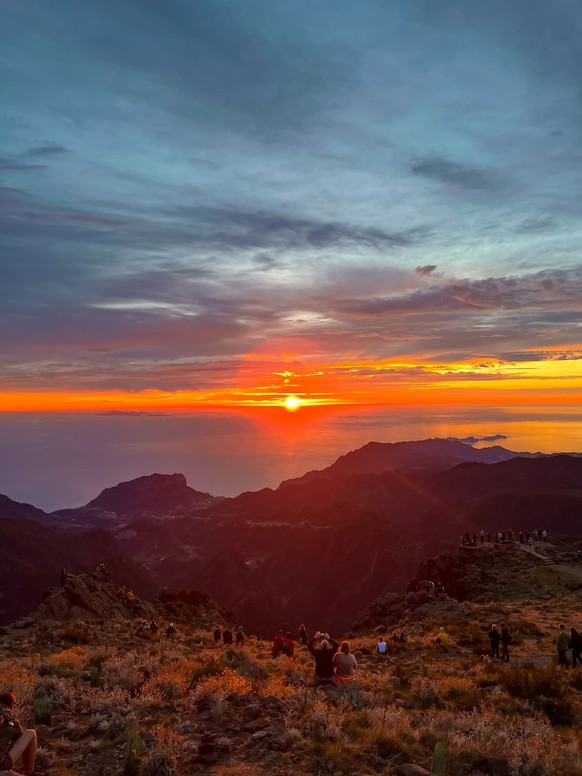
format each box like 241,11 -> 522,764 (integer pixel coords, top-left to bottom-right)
279,437 -> 525,488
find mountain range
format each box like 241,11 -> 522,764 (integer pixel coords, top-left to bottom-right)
2,438 -> 581,632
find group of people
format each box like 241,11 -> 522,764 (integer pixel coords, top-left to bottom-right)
307,632 -> 357,685
556,625 -> 582,668
487,623 -> 512,662
213,625 -> 246,647
462,529 -> 548,547
136,619 -> 178,638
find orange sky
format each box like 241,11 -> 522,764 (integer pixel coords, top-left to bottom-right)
2,355 -> 580,412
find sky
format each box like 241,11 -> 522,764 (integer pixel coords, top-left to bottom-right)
0,0 -> 582,508
1,0 -> 581,414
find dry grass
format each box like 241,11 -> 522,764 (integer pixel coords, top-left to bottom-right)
2,602 -> 582,775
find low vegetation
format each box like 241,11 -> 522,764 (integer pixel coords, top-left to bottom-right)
3,601 -> 582,776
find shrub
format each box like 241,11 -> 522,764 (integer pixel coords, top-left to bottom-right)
32,696 -> 52,725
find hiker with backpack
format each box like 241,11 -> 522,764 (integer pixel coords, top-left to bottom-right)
0,692 -> 37,776
307,632 -> 339,686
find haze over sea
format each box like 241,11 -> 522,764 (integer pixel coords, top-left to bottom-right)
1,404 -> 579,512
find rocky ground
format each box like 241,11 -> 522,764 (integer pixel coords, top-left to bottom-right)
2,544 -> 582,776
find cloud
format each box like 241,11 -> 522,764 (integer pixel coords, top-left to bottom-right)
415,264 -> 437,276
447,435 -> 508,445
411,156 -> 503,191
96,410 -> 167,416
0,157 -> 45,171
23,143 -> 70,157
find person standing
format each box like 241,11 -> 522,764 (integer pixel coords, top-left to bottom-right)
298,624 -> 308,645
213,625 -> 222,644
500,623 -> 512,662
222,627 -> 233,646
570,627 -> 582,667
556,624 -> 570,668
488,624 -> 501,660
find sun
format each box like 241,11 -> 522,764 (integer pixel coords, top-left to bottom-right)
284,395 -> 302,412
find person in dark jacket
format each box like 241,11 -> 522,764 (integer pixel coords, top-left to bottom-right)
307,632 -> 339,686
570,627 -> 582,667
222,627 -> 233,646
298,624 -> 308,645
556,624 -> 570,667
0,693 -> 37,776
500,623 -> 512,662
488,624 -> 501,660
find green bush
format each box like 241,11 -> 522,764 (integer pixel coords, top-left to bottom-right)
32,695 -> 52,725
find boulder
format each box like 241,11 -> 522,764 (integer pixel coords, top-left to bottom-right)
396,765 -> 432,776
471,756 -> 510,776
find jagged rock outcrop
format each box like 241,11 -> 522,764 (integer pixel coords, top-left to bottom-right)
36,574 -> 156,622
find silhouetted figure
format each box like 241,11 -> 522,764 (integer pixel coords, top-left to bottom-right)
222,628 -> 233,646
500,623 -> 512,662
570,627 -> 582,667
0,692 -> 37,776
519,531 -> 524,544
487,532 -> 492,543
213,625 -> 222,644
298,624 -> 308,645
165,622 -> 177,638
95,562 -> 110,582
235,626 -> 245,647
150,620 -> 159,635
480,530 -> 485,544
281,632 -> 295,657
556,624 -> 570,667
488,624 -> 501,659
542,530 -> 548,542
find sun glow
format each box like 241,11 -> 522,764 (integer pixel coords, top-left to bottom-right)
284,395 -> 302,412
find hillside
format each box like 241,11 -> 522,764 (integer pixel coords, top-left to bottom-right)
1,443 -> 581,632
4,541 -> 582,776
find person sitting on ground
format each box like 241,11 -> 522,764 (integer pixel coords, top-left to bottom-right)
333,641 -> 357,682
390,630 -> 400,642
222,627 -> 233,646
149,620 -> 159,635
0,692 -> 37,776
298,624 -> 308,646
376,636 -> 388,655
165,622 -> 177,638
272,630 -> 285,657
137,619 -> 150,634
398,631 -> 407,643
307,632 -> 339,686
235,626 -> 245,647
556,624 -> 570,667
280,632 -> 295,657
434,627 -> 449,649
